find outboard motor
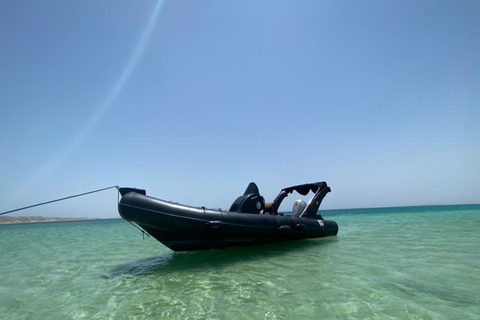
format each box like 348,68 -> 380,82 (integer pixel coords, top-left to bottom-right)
292,200 -> 307,216
229,182 -> 265,214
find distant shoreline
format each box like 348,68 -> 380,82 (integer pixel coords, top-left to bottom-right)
0,216 -> 107,225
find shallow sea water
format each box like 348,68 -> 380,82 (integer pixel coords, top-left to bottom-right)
0,205 -> 479,319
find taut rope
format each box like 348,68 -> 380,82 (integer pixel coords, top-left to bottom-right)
0,185 -> 119,216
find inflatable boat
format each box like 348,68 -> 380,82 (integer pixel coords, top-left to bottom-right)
118,181 -> 338,251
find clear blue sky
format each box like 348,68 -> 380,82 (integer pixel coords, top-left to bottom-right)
1,0 -> 479,218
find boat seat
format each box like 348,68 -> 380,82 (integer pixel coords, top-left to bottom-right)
229,182 -> 265,214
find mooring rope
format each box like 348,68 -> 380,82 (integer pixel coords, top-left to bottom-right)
126,220 -> 150,240
0,185 -> 119,216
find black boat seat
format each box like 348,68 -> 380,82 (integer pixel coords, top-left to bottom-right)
229,182 -> 265,214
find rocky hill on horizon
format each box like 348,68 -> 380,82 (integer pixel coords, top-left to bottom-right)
0,216 -> 98,225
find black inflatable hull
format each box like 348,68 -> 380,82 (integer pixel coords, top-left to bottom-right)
119,191 -> 338,252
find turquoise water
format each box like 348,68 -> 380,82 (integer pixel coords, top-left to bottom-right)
1,205 -> 479,319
